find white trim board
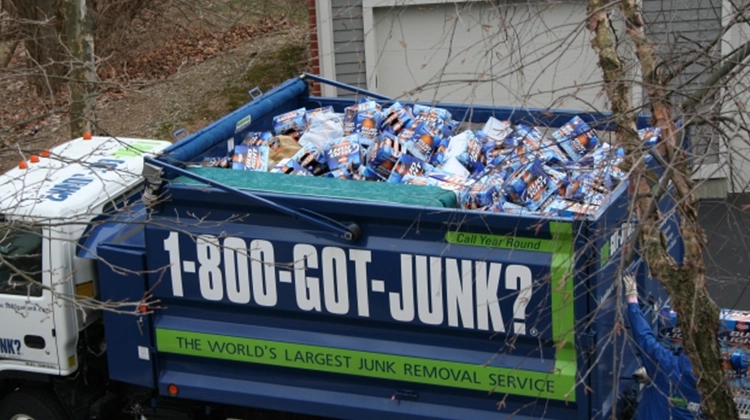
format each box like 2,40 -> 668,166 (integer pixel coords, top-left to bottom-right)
316,0 -> 338,97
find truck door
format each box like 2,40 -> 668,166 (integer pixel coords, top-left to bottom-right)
0,226 -> 60,372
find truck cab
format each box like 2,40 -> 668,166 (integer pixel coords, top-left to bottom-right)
0,136 -> 170,419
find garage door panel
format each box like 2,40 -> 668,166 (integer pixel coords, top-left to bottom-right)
371,1 -> 607,110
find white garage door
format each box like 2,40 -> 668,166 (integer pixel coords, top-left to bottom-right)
365,0 -> 610,111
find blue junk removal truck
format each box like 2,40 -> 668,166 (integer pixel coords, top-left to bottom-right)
0,74 -> 680,420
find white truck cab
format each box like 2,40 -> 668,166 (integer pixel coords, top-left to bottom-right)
0,136 -> 169,419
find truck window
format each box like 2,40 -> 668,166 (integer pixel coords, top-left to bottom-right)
0,228 -> 43,297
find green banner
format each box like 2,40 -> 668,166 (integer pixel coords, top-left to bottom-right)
444,232 -> 554,253
549,221 -> 575,350
156,328 -> 576,401
445,222 -> 578,403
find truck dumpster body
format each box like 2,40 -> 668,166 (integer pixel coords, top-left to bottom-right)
91,75 -> 674,419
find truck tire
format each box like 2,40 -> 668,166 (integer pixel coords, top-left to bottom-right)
0,389 -> 69,420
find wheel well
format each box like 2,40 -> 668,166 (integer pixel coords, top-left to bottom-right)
0,371 -> 53,398
0,388 -> 70,420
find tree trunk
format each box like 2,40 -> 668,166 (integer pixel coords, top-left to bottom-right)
10,0 -> 66,94
617,2 -> 739,418
1,1 -> 19,68
587,1 -> 740,418
65,0 -> 96,137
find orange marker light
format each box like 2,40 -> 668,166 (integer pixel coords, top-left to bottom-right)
30,155 -> 39,163
18,161 -> 28,169
83,132 -> 92,140
167,384 -> 179,396
138,305 -> 148,313
40,150 -> 51,157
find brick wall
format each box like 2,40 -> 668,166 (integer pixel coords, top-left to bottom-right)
307,0 -> 321,95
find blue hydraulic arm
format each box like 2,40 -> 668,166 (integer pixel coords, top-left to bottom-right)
143,156 -> 362,242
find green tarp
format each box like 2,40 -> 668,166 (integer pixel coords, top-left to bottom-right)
173,167 -> 459,208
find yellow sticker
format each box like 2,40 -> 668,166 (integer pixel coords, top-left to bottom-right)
75,282 -> 95,298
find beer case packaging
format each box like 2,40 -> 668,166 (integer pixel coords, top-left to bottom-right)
485,200 -> 503,213
459,184 -> 502,210
400,173 -> 471,194
430,124 -> 465,166
200,156 -> 232,168
432,121 -> 463,163
502,160 -> 557,211
342,101 -> 382,149
583,141 -> 616,166
481,132 -> 515,164
582,168 -> 615,193
349,169 -> 368,181
440,156 -> 471,179
427,172 -> 473,190
273,108 -> 307,139
343,102 -> 360,135
442,130 -> 471,161
544,197 -> 600,218
359,165 -> 387,182
299,112 -> 345,152
726,351 -> 750,377
540,136 -> 571,165
398,121 -> 443,162
411,104 -> 452,132
512,124 -> 567,165
498,201 -> 532,215
563,167 -> 612,196
305,105 -> 335,125
559,174 -> 586,201
724,351 -> 750,391
400,174 -> 430,187
482,148 -> 513,175
721,309 -> 750,353
380,102 -> 414,136
659,306 -> 750,355
543,165 -> 569,191
430,136 -> 450,166
355,110 -> 383,149
442,119 -> 461,138
412,104 -> 452,122
656,306 -> 682,351
583,191 -> 608,207
366,133 -> 404,180
324,168 -> 353,180
232,145 -> 269,172
442,130 -> 486,174
639,126 -> 661,147
288,142 -> 329,176
550,115 -> 590,140
475,165 -> 510,188
508,124 -> 540,158
481,117 -> 513,145
387,154 -> 434,184
606,164 -> 627,184
550,116 -> 600,162
481,155 -> 517,184
502,143 -> 538,178
242,131 -> 275,147
343,100 -> 382,136
591,157 -> 627,184
271,158 -> 313,176
324,134 -> 363,176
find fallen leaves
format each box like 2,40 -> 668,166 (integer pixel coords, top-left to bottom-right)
101,16 -> 291,84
